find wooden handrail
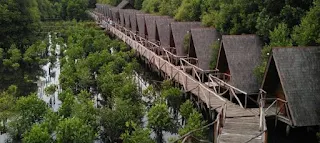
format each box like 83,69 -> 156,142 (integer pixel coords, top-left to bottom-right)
107,20 -> 227,103
180,58 -> 217,73
209,74 -> 247,95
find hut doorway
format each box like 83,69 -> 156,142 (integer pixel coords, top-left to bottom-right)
144,22 -> 148,38
216,46 -> 230,82
169,30 -> 175,54
263,57 -> 287,116
189,35 -> 197,59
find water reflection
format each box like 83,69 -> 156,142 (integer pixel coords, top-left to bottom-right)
134,70 -> 181,143
37,34 -> 62,111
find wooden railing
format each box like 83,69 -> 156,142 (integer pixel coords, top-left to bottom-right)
214,103 -> 227,143
180,58 -> 217,83
208,74 -> 248,108
259,89 -> 292,131
162,47 -> 186,65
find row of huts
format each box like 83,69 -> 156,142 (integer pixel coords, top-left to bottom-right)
95,1 -> 320,130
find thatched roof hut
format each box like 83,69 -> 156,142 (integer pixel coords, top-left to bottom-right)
102,4 -> 109,17
129,10 -> 143,33
116,0 -> 134,9
261,47 -> 320,127
191,28 -> 221,70
156,18 -> 175,49
137,14 -> 151,38
123,10 -> 131,29
171,22 -> 201,56
216,35 -> 262,94
145,15 -> 170,43
111,8 -> 119,22
106,6 -> 112,18
119,9 -> 125,26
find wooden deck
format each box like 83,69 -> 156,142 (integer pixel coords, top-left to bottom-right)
91,11 -> 265,143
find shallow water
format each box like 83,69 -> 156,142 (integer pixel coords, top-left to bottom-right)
37,34 -> 62,111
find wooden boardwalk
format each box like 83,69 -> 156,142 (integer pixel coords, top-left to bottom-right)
91,11 -> 265,143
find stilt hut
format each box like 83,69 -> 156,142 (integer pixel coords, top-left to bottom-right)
216,35 -> 262,96
111,8 -> 119,22
106,6 -> 112,19
261,47 -> 320,128
171,22 -> 201,56
118,9 -> 125,27
129,10 -> 142,33
190,28 -> 221,70
156,18 -> 175,49
145,15 -> 170,43
136,14 -> 151,38
103,5 -> 109,18
123,10 -> 132,29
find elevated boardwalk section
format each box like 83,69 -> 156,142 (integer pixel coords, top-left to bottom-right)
90,10 -> 266,143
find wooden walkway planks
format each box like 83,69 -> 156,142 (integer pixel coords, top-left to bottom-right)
220,116 -> 262,143
94,13 -> 264,143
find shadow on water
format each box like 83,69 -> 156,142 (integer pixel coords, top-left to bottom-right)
266,117 -> 318,143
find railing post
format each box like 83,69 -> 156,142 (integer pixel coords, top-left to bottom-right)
245,94 -> 247,108
185,75 -> 187,90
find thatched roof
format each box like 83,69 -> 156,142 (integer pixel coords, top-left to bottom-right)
262,47 -> 320,127
218,35 -> 262,94
191,28 -> 221,70
136,14 -> 151,38
111,8 -> 119,22
119,9 -> 125,26
123,10 -> 131,29
129,10 -> 143,33
171,22 -> 201,56
156,18 -> 175,48
107,7 -> 112,18
116,0 -> 133,9
104,5 -> 110,17
145,15 -> 170,42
